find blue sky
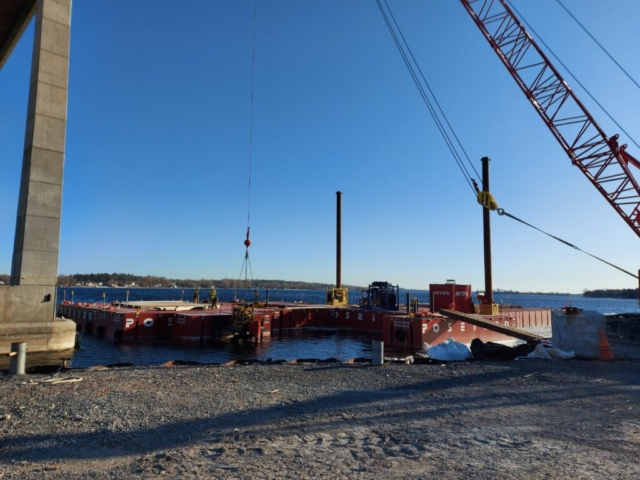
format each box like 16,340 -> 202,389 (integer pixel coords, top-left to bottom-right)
1,0 -> 639,293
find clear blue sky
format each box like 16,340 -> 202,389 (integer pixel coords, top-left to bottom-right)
1,0 -> 639,293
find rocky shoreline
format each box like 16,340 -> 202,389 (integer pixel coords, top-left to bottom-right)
1,352 -> 639,479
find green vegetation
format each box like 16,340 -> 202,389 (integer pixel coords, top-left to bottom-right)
583,288 -> 639,299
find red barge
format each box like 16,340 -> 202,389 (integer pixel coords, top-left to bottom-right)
58,281 -> 551,353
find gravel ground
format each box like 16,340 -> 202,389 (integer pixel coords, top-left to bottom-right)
1,345 -> 640,480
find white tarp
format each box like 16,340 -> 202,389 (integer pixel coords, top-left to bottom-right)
427,339 -> 472,361
519,343 -> 575,360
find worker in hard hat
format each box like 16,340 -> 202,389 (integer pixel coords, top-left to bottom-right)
193,287 -> 200,304
209,286 -> 218,309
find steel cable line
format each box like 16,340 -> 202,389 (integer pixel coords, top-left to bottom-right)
471,1 -> 640,280
246,0 -> 257,229
555,0 -> 640,93
496,208 -> 638,279
378,2 -> 474,193
376,0 -> 477,194
506,0 -> 640,151
238,0 -> 258,298
382,0 -> 480,182
380,1 -> 636,279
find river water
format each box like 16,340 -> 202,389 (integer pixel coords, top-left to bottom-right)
5,287 -> 639,370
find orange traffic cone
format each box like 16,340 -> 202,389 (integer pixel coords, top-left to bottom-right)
598,327 -> 614,361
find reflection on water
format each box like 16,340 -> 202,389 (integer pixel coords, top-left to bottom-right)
1,330 -> 381,371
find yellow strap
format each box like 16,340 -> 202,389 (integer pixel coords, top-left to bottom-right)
477,191 -> 499,210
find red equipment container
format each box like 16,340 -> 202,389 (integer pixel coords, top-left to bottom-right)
429,283 -> 473,313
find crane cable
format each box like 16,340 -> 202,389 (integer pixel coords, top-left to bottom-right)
506,0 -> 640,151
381,0 -> 480,182
378,0 -> 638,280
554,0 -> 640,94
376,0 -> 479,195
246,0 -> 257,230
238,0 -> 257,297
479,197 -> 638,280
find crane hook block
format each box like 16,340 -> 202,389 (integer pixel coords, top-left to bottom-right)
477,191 -> 499,211
244,227 -> 251,248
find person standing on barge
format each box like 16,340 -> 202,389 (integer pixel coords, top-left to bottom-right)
209,286 -> 218,309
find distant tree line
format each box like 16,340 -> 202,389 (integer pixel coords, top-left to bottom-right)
1,272 -> 635,297
583,288 -> 639,299
494,289 -> 572,296
52,272 -> 362,290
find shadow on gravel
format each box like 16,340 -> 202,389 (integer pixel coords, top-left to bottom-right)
1,364 -> 638,464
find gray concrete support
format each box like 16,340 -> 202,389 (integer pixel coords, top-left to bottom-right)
9,342 -> 27,375
12,0 -> 71,288
0,0 -> 75,354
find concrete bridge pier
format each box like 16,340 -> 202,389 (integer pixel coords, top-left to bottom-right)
0,0 -> 76,354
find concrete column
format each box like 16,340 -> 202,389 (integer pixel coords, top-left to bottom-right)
11,0 -> 71,289
0,0 -> 76,354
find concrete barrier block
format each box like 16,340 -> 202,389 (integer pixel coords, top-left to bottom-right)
552,309 -> 605,359
0,320 -> 76,354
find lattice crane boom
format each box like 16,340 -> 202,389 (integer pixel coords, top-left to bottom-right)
461,0 -> 640,238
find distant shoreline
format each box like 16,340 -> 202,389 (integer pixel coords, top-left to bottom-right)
3,273 -> 635,298
54,285 -> 588,296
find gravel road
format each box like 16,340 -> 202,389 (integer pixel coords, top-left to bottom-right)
1,354 -> 639,479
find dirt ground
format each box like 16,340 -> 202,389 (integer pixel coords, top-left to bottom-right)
1,338 -> 639,479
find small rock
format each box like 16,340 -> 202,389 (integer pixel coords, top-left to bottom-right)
1,414 -> 10,421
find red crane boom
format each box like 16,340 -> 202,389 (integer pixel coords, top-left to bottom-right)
460,0 -> 640,238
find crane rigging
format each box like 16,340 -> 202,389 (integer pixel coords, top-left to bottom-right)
238,0 -> 258,298
377,0 -> 637,280
460,0 -> 640,238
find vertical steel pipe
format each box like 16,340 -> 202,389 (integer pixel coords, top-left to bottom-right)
336,191 -> 342,288
482,157 -> 493,304
9,342 -> 26,375
372,341 -> 384,365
